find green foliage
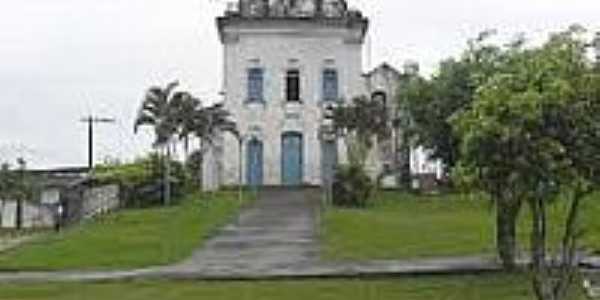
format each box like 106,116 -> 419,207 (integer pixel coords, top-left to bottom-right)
134,81 -> 238,204
94,153 -> 186,208
330,96 -> 388,207
451,25 -> 600,300
452,25 -> 600,200
0,159 -> 38,230
400,30 -> 505,172
185,149 -> 204,188
134,81 -> 183,148
332,95 -> 390,167
0,159 -> 37,202
331,165 -> 373,208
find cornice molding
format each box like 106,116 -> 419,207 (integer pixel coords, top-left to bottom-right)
216,16 -> 369,44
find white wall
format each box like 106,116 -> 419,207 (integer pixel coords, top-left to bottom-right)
0,200 -> 55,229
81,185 -> 120,219
0,200 -> 16,228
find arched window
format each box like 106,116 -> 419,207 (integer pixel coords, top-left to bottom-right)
372,91 -> 387,108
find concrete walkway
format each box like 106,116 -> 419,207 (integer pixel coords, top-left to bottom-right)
173,187 -> 322,273
0,188 -> 597,284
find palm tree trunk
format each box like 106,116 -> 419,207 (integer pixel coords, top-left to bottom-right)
400,132 -> 412,190
198,139 -> 204,190
315,0 -> 323,15
163,144 -> 172,206
16,197 -> 22,230
184,136 -> 190,159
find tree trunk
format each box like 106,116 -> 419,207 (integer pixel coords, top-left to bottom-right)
16,198 -> 22,230
529,191 -> 584,300
184,136 -> 189,160
315,0 -> 323,16
163,145 -> 172,206
530,196 -> 556,300
496,200 -> 520,270
198,139 -> 204,190
400,141 -> 411,190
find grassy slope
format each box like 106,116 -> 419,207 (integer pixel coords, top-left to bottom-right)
0,275 -> 584,300
0,192 -> 245,270
322,192 -> 600,260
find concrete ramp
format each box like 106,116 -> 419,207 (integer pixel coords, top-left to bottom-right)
176,188 -> 322,273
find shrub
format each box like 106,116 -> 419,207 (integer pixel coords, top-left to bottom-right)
94,153 -> 186,208
332,164 -> 373,208
185,150 -> 203,189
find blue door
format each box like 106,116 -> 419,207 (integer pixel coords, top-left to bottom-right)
282,132 -> 303,186
321,140 -> 338,186
246,139 -> 263,187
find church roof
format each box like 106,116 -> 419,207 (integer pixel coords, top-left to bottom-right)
364,62 -> 402,78
217,0 -> 369,44
226,0 -> 355,19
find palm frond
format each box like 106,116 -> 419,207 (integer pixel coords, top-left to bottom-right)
133,112 -> 157,133
164,80 -> 180,100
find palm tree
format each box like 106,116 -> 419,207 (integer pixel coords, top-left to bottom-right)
195,103 -> 238,145
186,103 -> 238,189
171,93 -> 201,158
135,81 -> 239,195
134,81 -> 181,205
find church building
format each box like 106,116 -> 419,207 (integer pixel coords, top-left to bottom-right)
204,0 -> 441,189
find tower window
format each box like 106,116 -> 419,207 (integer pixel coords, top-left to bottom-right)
247,68 -> 264,103
286,69 -> 300,102
322,69 -> 338,102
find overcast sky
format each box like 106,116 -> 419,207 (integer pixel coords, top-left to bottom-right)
1,0 -> 599,169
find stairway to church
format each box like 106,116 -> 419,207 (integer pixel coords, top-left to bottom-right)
176,188 -> 322,273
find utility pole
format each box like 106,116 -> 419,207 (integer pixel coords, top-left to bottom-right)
80,115 -> 116,171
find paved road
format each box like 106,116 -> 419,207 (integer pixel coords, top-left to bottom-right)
172,187 -> 322,273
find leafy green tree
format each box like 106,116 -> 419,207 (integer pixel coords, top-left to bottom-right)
401,30 -> 504,174
331,95 -> 390,206
333,95 -> 391,168
402,31 -> 525,268
452,26 -> 600,300
394,69 -> 419,190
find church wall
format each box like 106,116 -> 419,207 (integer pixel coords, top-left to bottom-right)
220,24 -> 365,186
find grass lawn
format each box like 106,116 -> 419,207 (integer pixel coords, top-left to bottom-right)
0,192 -> 247,270
322,192 -> 600,261
0,274 -> 585,300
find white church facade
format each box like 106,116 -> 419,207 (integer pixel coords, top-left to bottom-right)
203,0 -> 441,189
